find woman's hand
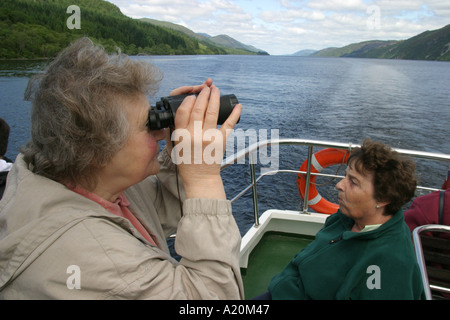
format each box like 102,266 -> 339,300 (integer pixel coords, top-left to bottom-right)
172,81 -> 242,199
170,78 -> 213,96
162,79 -> 213,155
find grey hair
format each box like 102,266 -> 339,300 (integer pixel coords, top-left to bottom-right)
22,37 -> 162,187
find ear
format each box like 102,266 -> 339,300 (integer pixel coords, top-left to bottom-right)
375,201 -> 390,210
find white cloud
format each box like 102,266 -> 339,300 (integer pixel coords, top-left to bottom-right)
307,0 -> 367,11
107,0 -> 450,55
260,8 -> 325,23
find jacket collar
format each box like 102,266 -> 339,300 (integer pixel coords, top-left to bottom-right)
337,209 -> 405,240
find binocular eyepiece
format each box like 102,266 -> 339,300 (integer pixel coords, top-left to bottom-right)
148,93 -> 239,131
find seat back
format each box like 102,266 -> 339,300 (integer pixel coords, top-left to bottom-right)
413,224 -> 450,300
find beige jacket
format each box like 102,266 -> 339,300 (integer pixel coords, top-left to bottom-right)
0,150 -> 243,299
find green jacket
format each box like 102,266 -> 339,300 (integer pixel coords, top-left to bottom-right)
268,210 -> 425,300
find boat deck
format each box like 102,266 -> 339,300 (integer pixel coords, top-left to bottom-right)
241,231 -> 313,299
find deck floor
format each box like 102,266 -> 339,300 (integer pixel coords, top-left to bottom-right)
241,232 -> 314,299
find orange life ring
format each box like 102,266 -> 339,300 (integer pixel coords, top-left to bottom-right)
296,148 -> 349,214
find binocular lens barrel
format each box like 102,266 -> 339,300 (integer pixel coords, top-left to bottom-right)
148,93 -> 239,131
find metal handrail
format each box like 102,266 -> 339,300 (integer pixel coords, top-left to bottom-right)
221,138 -> 450,227
222,138 -> 450,168
412,224 -> 450,300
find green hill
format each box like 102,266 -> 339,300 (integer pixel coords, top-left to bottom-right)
0,0 -> 262,59
140,18 -> 268,55
313,40 -> 398,58
371,24 -> 450,61
312,24 -> 450,61
207,34 -> 268,55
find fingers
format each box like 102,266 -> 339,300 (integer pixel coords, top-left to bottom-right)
170,78 -> 213,96
173,80 -> 242,136
173,95 -> 196,129
171,79 -> 214,130
199,86 -> 222,130
221,104 -> 242,138
189,86 -> 212,124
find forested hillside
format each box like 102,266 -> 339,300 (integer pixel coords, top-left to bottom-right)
312,24 -> 450,61
0,0 -> 250,59
368,24 -> 450,61
141,18 -> 269,55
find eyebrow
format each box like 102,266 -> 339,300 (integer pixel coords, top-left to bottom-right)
345,168 -> 360,184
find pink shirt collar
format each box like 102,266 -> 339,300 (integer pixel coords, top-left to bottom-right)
68,185 -> 159,247
70,186 -> 130,216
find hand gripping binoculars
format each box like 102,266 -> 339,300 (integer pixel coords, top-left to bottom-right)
147,93 -> 239,130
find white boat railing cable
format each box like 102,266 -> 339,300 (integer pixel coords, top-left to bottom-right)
221,138 -> 450,228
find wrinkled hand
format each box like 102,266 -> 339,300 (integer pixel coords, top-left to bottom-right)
171,81 -> 242,199
170,78 -> 213,96
163,79 -> 213,154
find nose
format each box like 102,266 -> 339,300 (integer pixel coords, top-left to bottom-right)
336,178 -> 344,192
150,129 -> 167,141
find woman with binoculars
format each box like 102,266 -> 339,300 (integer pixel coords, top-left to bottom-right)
0,37 -> 243,300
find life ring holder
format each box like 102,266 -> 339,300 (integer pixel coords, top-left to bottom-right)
296,148 -> 349,214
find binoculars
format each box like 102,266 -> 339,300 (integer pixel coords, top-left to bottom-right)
148,93 -> 239,130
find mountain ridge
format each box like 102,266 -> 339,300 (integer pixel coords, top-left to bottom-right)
0,0 -> 267,58
1,0 -> 448,61
307,24 -> 450,61
139,18 -> 268,55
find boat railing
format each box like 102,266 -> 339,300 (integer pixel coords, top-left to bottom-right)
412,224 -> 450,300
221,138 -> 450,227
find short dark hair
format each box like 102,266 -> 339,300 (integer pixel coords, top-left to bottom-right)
347,139 -> 417,215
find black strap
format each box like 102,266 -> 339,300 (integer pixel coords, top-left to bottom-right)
438,190 -> 445,225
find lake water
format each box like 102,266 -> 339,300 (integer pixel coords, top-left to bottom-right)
1,56 -> 449,235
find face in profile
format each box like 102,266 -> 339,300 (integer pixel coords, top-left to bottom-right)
100,94 -> 166,189
336,163 -> 378,220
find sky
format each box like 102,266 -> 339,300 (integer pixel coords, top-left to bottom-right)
107,0 -> 450,55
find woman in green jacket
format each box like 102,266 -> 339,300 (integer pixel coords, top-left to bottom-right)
264,139 -> 425,300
